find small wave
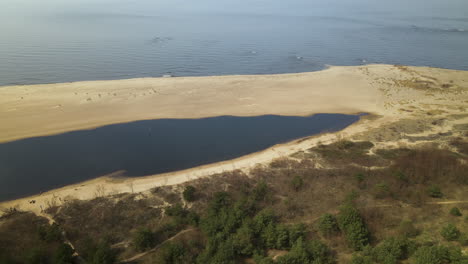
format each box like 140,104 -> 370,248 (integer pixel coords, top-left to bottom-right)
149,37 -> 173,44
430,17 -> 468,23
357,58 -> 368,64
410,25 -> 467,33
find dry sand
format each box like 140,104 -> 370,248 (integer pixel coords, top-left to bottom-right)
1,64 -> 467,215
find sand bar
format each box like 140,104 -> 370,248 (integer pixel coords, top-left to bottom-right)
1,64 -> 467,215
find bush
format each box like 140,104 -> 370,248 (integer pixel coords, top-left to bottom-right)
355,173 -> 365,183
351,254 -> 372,264
166,204 -> 188,217
373,183 -> 391,199
440,223 -> 460,241
428,185 -> 443,198
450,207 -> 462,217
133,228 -> 155,251
355,173 -> 366,189
252,181 -> 269,202
53,243 -> 74,264
91,241 -> 117,264
253,254 -> 274,264
345,190 -> 360,203
154,242 -> 188,264
337,204 -> 369,250
412,245 -> 467,264
459,233 -> 468,246
288,224 -> 307,247
38,223 -> 62,242
183,186 -> 197,202
318,213 -> 339,236
394,171 -> 409,182
276,238 -> 334,264
165,204 -> 199,226
372,237 -> 412,264
25,247 -> 48,264
290,176 -> 304,191
398,220 -> 419,238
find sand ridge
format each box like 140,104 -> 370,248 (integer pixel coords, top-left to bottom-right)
0,64 -> 467,215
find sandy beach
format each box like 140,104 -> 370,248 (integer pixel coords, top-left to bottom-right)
1,64 -> 467,215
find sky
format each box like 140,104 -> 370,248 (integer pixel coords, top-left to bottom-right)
1,0 -> 467,18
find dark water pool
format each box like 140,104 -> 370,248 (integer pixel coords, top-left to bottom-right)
0,114 -> 360,201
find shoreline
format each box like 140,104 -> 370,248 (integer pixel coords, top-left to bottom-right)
0,64 -> 463,90
0,113 -> 383,213
1,64 -> 467,215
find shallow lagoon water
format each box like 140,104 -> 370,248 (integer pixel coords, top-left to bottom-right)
0,114 -> 360,201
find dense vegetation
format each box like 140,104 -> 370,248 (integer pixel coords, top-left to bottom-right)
1,140 -> 467,263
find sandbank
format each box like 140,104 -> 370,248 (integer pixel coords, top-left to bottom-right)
1,64 -> 467,215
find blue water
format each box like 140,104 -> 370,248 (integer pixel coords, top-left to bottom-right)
0,0 -> 467,86
0,114 -> 359,201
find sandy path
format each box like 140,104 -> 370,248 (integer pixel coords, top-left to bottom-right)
0,64 -> 467,216
120,228 -> 196,263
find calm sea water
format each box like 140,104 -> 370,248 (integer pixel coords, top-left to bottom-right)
0,0 -> 468,86
0,114 -> 359,201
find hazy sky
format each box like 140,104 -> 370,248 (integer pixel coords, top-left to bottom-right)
1,0 -> 468,18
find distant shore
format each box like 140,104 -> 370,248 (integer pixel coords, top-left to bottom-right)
1,64 -> 467,215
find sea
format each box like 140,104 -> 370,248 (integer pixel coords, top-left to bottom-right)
0,0 -> 467,86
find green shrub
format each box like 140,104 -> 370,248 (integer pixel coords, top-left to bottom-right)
458,233 -> 468,246
412,246 -> 444,264
350,254 -> 373,264
276,238 -> 334,264
209,192 -> 231,212
372,237 -> 412,264
355,173 -> 366,189
412,245 -> 467,264
398,220 -> 419,238
91,241 -> 117,264
345,190 -> 360,203
373,183 -> 391,199
183,186 -> 197,202
252,181 -> 269,201
450,207 -> 462,217
38,223 -> 62,242
253,209 -> 276,233
53,244 -> 74,264
25,247 -> 48,264
253,254 -> 274,264
440,223 -> 460,241
337,204 -> 369,250
318,213 -> 339,236
394,171 -> 409,182
290,175 -> 304,191
166,204 -> 188,217
355,173 -> 365,183
275,225 -> 290,249
133,228 -> 155,251
165,204 -> 199,226
154,242 -> 188,264
232,223 -> 255,256
428,185 -> 443,198
288,224 -> 307,246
